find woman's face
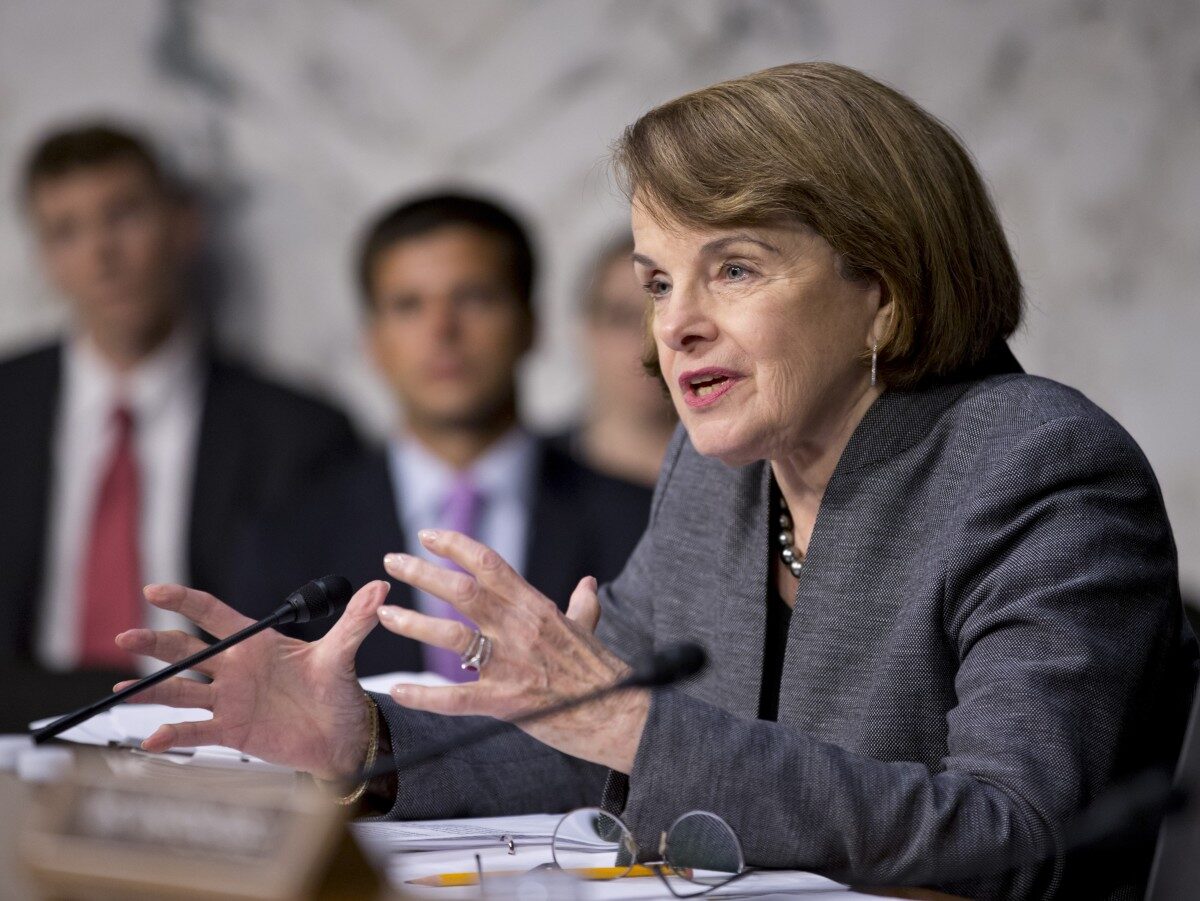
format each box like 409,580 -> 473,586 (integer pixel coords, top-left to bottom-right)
632,203 -> 886,467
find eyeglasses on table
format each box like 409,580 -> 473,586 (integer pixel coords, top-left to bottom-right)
529,806 -> 756,897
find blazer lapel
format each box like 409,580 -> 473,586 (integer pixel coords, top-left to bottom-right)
707,461 -> 774,718
188,357 -> 250,596
523,443 -> 584,611
355,455 -> 426,674
657,446 -> 774,719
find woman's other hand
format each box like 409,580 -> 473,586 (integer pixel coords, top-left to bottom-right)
111,580 -> 390,780
378,529 -> 650,773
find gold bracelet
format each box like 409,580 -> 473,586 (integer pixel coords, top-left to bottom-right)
332,691 -> 380,807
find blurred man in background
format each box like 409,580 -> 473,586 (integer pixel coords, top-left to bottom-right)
233,193 -> 651,677
553,236 -> 676,488
0,123 -> 359,724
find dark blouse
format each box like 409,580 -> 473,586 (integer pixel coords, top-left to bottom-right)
757,591 -> 792,722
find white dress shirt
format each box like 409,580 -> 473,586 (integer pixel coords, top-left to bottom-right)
387,428 -> 538,622
37,328 -> 203,673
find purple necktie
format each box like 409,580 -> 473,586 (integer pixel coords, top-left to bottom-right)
424,474 -> 484,682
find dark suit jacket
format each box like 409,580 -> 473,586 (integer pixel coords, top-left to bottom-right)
230,441 -> 653,675
371,350 -> 1196,901
0,341 -> 360,667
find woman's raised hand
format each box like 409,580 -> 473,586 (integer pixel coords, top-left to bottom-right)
377,529 -> 650,773
111,580 -> 390,780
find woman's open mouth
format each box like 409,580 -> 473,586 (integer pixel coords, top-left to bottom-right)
678,368 -> 743,408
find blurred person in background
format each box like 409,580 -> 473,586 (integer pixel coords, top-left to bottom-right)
0,122 -> 358,723
553,235 -> 676,488
231,192 -> 651,677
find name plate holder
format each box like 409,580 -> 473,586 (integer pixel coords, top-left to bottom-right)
19,748 -> 383,900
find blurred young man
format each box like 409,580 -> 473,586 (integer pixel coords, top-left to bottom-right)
0,123 -> 358,703
233,193 -> 651,677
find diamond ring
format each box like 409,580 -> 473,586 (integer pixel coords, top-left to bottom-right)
460,630 -> 493,672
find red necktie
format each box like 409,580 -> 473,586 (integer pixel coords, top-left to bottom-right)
78,405 -> 143,670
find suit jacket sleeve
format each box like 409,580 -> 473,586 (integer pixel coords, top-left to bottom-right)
371,699 -> 608,819
611,415 -> 1185,900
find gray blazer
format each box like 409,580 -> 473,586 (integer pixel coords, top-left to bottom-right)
375,354 -> 1195,901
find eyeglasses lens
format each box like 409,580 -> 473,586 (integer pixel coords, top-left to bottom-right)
550,808 -> 636,880
665,811 -> 745,886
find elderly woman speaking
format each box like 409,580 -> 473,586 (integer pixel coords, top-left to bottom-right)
114,64 -> 1194,899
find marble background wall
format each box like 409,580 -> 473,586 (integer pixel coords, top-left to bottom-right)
1,0 -> 1198,591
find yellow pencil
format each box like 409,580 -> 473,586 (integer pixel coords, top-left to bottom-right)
406,864 -> 690,886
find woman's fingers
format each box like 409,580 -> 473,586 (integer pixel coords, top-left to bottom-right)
383,552 -> 489,619
115,628 -> 218,676
322,580 -> 390,666
377,604 -> 476,652
414,531 -> 536,609
565,576 -> 601,633
143,584 -> 255,639
113,676 -> 213,710
141,718 -> 220,753
389,682 -> 481,717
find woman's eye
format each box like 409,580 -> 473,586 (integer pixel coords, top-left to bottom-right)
643,279 -> 670,298
723,263 -> 750,281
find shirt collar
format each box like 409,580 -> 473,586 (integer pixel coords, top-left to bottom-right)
389,427 -> 538,525
65,324 -> 202,423
471,427 -> 538,506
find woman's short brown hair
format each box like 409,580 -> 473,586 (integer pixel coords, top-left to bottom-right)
614,62 -> 1022,388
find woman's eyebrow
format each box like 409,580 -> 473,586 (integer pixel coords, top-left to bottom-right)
632,234 -> 780,269
700,234 -> 781,256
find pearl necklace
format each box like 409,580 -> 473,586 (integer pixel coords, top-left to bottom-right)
777,494 -> 804,577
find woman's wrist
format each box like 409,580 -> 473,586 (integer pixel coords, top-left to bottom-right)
317,693 -> 399,815
330,693 -> 380,806
313,691 -> 377,784
599,687 -> 652,774
361,704 -> 398,816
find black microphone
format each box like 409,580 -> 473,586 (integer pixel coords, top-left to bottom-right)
32,575 -> 354,745
626,642 -> 707,688
357,641 -> 707,783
